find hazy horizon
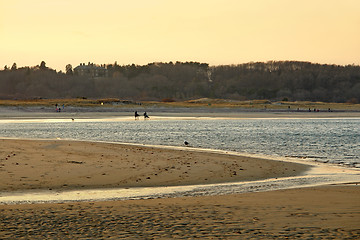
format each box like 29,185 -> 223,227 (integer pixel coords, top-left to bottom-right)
1,0 -> 359,72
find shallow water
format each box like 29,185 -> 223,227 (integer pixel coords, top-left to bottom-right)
1,118 -> 359,167
1,162 -> 359,204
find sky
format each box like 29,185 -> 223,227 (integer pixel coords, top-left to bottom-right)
1,0 -> 359,71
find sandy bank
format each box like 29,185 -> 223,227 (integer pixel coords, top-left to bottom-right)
1,185 -> 359,239
0,139 -> 309,192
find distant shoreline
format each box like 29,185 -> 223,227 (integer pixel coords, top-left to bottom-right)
1,105 -> 359,120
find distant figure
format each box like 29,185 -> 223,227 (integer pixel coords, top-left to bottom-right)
71,118 -> 74,121
144,112 -> 149,119
184,141 -> 189,146
135,111 -> 140,120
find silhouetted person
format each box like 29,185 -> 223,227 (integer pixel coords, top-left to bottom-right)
144,112 -> 149,119
135,111 -> 140,120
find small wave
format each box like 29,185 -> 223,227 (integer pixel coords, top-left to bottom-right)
286,155 -> 327,159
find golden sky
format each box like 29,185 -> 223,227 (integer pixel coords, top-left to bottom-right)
1,0 -> 359,71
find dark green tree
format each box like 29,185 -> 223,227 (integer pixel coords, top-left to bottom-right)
11,63 -> 17,70
40,61 -> 47,70
65,64 -> 73,75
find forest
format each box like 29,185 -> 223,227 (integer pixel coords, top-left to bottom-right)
0,61 -> 359,103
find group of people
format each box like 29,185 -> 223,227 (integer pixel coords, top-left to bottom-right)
135,111 -> 149,120
55,103 -> 64,112
308,108 -> 332,112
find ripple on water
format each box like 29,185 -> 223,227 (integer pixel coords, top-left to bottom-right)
0,118 -> 359,167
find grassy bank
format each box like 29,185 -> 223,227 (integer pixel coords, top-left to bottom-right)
0,98 -> 359,111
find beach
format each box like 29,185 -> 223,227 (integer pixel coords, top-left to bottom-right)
1,105 -> 360,120
1,185 -> 359,239
0,138 -> 359,238
0,139 -> 311,192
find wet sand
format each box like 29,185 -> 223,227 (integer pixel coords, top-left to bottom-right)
1,185 -> 359,239
1,105 -> 360,120
1,139 -> 359,239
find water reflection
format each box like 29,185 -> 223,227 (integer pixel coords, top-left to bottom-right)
1,169 -> 359,205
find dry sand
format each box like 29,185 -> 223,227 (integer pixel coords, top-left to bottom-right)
0,139 -> 309,191
1,139 -> 359,239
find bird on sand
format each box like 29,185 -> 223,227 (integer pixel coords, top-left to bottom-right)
184,141 -> 189,146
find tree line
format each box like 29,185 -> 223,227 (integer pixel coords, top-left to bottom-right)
0,60 -> 359,103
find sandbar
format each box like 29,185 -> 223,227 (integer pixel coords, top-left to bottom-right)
1,105 -> 360,120
0,139 -> 309,192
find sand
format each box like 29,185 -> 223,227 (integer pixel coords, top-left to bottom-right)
0,139 -> 309,191
1,138 -> 359,239
1,105 -> 360,120
1,185 -> 359,239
